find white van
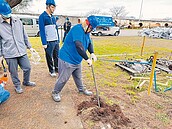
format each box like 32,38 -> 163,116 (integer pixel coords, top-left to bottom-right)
91,26 -> 120,36
12,14 -> 39,37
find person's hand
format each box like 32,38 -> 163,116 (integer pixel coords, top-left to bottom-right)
90,53 -> 97,62
86,59 -> 92,66
30,48 -> 36,52
43,45 -> 47,49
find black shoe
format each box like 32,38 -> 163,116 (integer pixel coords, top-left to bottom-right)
23,81 -> 36,86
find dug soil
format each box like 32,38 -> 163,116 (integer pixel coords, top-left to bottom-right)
77,96 -> 131,129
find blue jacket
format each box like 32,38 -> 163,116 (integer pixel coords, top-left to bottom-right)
59,24 -> 91,65
39,11 -> 59,45
63,21 -> 71,33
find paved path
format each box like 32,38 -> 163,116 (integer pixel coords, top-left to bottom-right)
119,29 -> 140,36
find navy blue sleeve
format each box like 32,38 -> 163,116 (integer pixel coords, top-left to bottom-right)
88,43 -> 94,54
75,40 -> 89,60
56,24 -> 60,43
39,14 -> 47,45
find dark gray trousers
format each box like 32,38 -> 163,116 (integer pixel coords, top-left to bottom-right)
54,58 -> 84,93
5,54 -> 31,87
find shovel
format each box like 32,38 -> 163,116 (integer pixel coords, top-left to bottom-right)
91,65 -> 101,108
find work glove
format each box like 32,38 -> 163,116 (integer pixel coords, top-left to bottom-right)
86,59 -> 92,67
30,48 -> 36,53
43,45 -> 47,49
90,53 -> 97,62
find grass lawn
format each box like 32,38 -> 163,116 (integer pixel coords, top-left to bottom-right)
29,36 -> 172,103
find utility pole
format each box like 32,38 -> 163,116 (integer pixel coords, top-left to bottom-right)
139,0 -> 143,22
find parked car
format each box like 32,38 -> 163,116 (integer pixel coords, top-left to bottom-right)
12,14 -> 40,37
91,26 -> 120,36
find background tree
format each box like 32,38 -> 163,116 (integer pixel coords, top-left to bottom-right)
6,0 -> 22,8
163,17 -> 172,21
85,9 -> 101,17
12,0 -> 33,13
100,12 -> 110,16
109,6 -> 128,19
84,9 -> 110,17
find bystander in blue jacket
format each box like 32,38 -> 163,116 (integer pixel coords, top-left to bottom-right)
39,0 -> 60,77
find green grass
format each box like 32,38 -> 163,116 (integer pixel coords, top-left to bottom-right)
93,36 -> 172,56
29,36 -> 172,103
28,37 -> 46,62
86,36 -> 172,103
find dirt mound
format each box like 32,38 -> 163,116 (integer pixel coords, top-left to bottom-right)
77,96 -> 131,129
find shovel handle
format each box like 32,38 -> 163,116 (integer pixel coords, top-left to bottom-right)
91,65 -> 101,108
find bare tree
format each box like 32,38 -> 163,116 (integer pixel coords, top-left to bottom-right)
109,6 -> 128,19
6,0 -> 22,8
12,0 -> 33,13
163,17 -> 172,21
85,9 -> 101,17
100,12 -> 110,16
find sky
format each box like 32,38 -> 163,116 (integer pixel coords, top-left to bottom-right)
30,0 -> 172,20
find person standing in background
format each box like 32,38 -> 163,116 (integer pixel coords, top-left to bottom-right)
0,0 -> 36,94
62,17 -> 71,42
55,16 -> 63,44
78,18 -> 81,24
39,0 -> 59,77
55,16 -> 60,27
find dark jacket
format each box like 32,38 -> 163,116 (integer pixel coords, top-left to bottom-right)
63,21 -> 71,33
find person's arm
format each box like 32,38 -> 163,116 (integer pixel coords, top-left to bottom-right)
88,42 -> 97,62
75,40 -> 89,60
56,25 -> 60,43
68,22 -> 72,30
63,22 -> 66,31
21,20 -> 31,49
22,22 -> 36,52
75,40 -> 93,66
39,15 -> 47,45
67,21 -> 71,26
88,42 -> 94,54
